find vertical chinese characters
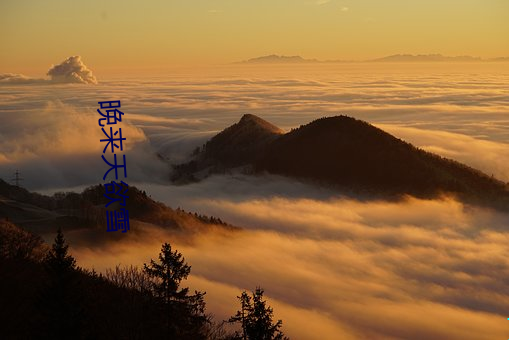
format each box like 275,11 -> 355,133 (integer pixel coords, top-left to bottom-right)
98,100 -> 130,233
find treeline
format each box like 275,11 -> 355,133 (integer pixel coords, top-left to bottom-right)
0,221 -> 287,340
0,179 -> 233,231
175,207 -> 229,226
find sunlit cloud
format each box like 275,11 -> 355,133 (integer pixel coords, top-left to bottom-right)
0,100 -> 168,189
2,64 -> 508,189
70,188 -> 509,340
0,55 -> 97,84
0,73 -> 44,84
3,64 -> 508,339
377,124 -> 509,182
47,56 -> 97,84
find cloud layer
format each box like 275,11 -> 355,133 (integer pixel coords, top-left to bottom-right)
0,55 -> 97,84
69,180 -> 509,340
3,63 -> 508,187
0,100 -> 169,189
2,63 -> 509,338
0,73 -> 45,84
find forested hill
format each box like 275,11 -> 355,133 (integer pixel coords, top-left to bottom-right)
0,179 -> 235,236
173,114 -> 509,210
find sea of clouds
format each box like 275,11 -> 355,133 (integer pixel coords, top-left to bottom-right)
1,59 -> 509,339
73,191 -> 509,339
2,61 -> 508,188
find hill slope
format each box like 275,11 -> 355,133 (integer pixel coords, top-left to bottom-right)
203,113 -> 282,166
0,179 -> 236,238
172,114 -> 283,181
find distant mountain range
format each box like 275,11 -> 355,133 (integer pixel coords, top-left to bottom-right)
239,54 -> 320,64
172,114 -> 509,210
371,54 -> 482,62
238,54 -> 509,64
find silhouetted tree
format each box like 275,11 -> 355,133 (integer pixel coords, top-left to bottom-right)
105,264 -> 152,292
229,288 -> 288,340
45,228 -> 76,273
1,223 -> 217,339
144,242 -> 208,339
39,228 -> 85,339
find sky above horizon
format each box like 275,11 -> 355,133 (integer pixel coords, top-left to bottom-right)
1,0 -> 508,75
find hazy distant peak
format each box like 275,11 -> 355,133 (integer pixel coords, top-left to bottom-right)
370,54 -> 482,62
236,53 -> 508,64
240,54 -> 319,64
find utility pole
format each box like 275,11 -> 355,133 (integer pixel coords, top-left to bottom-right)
11,169 -> 23,187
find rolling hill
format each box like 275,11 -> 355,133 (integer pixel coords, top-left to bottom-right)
173,114 -> 509,210
0,179 -> 236,239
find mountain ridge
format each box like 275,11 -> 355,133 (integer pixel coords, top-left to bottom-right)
172,114 -> 283,181
0,179 -> 236,238
237,54 -> 509,64
172,114 -> 509,210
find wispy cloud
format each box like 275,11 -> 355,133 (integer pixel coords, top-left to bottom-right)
0,73 -> 45,84
377,124 -> 509,181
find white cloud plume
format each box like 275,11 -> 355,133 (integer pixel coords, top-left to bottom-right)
47,56 -> 97,84
0,55 -> 97,84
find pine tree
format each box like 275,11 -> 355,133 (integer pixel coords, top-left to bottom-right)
39,228 -> 84,339
229,288 -> 288,340
143,242 -> 208,339
45,227 -> 76,274
230,291 -> 251,340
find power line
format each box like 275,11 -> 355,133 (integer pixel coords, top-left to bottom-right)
11,169 -> 23,187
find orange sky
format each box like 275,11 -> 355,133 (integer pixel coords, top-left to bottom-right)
1,0 -> 508,75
